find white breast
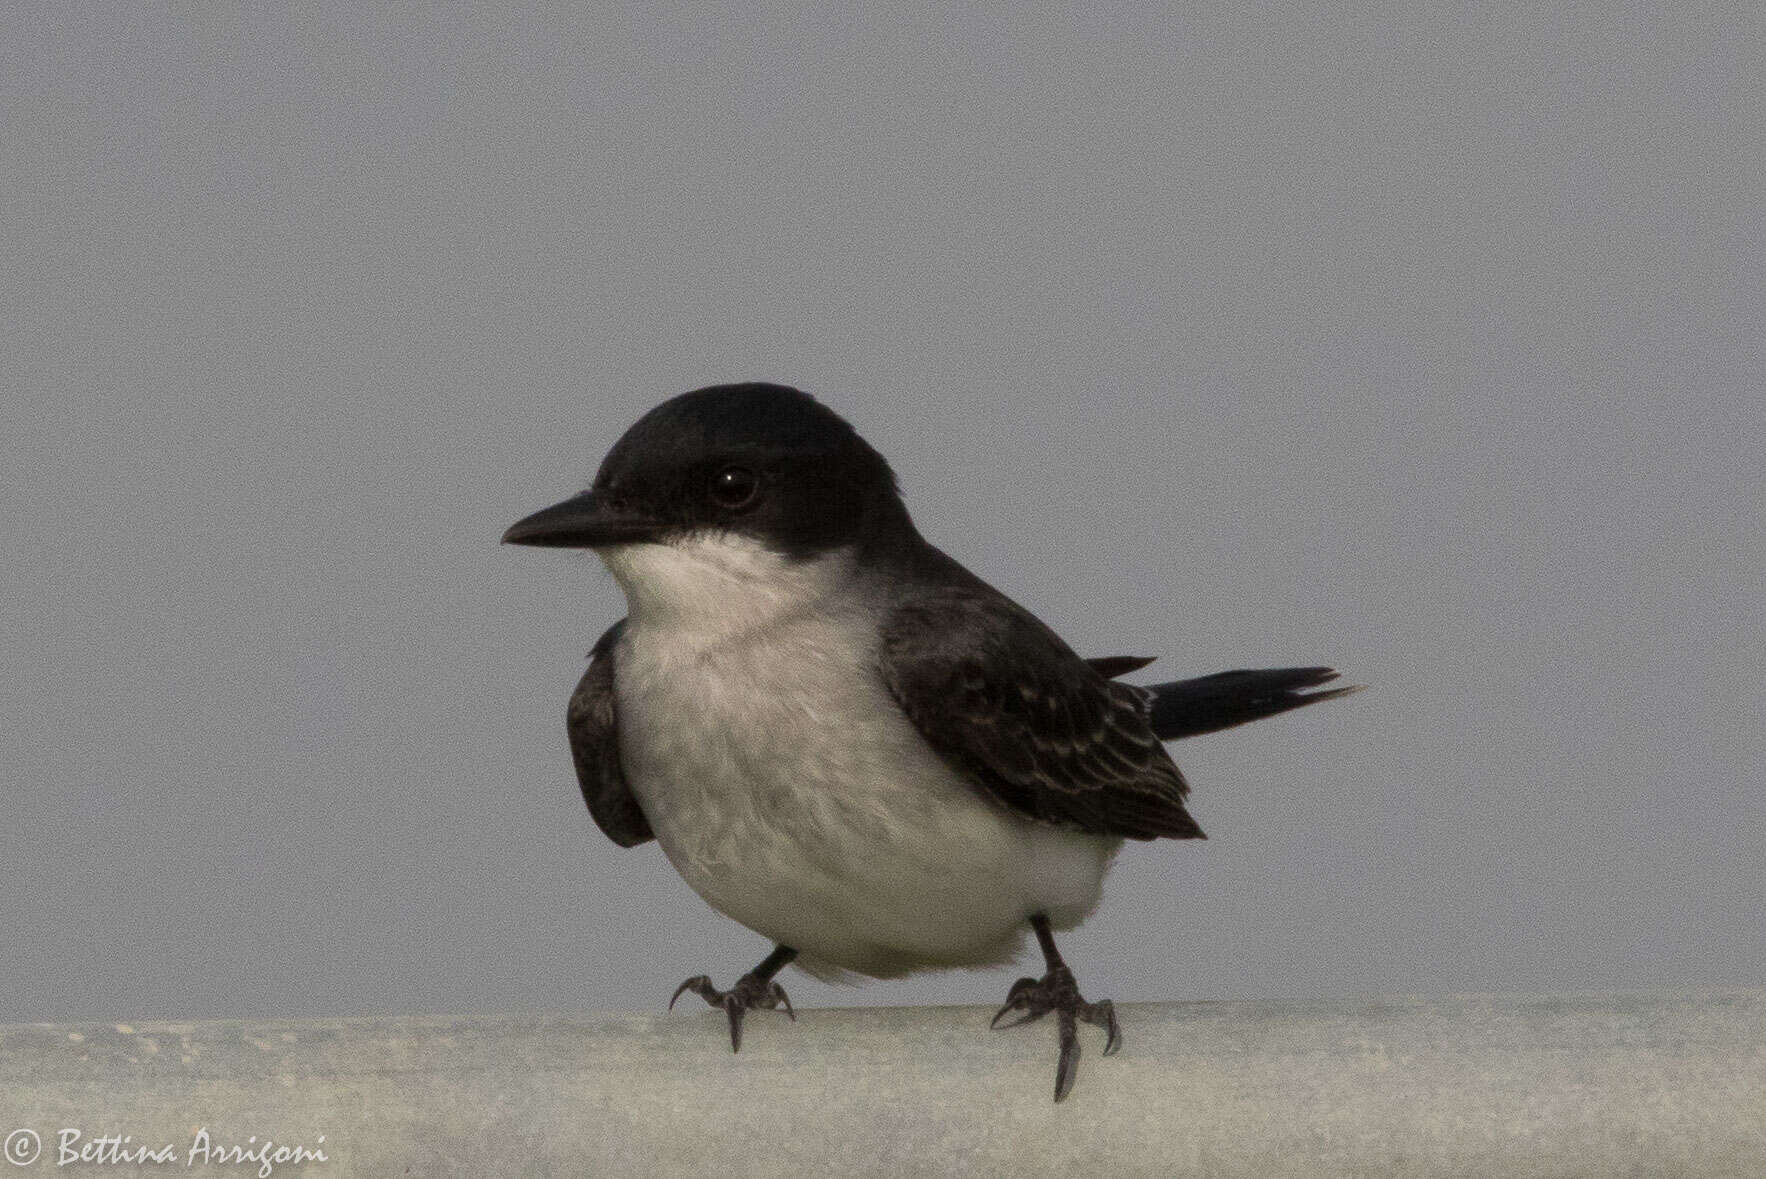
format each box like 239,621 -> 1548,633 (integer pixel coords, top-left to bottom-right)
598,535 -> 1120,979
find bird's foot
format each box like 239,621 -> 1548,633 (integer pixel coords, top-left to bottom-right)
669,970 -> 796,1052
989,964 -> 1121,1101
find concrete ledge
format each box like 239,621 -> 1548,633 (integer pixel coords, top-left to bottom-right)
4,990 -> 1763,1177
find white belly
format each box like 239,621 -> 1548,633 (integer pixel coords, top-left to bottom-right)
613,607 -> 1120,980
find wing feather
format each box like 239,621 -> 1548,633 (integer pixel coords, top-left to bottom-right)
879,588 -> 1204,841
566,619 -> 654,848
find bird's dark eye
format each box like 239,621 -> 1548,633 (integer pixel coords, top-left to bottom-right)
708,466 -> 761,510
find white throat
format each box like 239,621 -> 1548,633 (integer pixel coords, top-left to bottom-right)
595,533 -> 859,643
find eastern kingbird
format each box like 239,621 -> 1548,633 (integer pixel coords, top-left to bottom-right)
504,383 -> 1354,1101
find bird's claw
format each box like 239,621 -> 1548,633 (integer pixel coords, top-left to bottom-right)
988,965 -> 1122,1101
668,971 -> 795,1053
989,976 -> 1049,1029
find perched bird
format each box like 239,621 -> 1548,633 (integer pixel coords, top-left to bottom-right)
504,383 -> 1354,1101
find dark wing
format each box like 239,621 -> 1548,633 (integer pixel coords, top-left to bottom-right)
879,588 -> 1203,841
1085,654 -> 1157,679
566,619 -> 653,848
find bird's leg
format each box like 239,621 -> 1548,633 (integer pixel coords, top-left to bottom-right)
990,914 -> 1121,1101
669,944 -> 798,1052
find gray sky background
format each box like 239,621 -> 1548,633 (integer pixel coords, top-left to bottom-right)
3,4 -> 1761,1024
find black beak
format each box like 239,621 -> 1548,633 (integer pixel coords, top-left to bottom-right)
501,490 -> 666,548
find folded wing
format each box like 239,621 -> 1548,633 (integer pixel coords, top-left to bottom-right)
880,588 -> 1204,842
566,619 -> 654,848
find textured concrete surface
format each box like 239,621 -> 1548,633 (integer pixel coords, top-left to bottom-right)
3,990 -> 1763,1177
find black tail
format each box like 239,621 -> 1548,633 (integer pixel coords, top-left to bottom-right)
1141,666 -> 1359,741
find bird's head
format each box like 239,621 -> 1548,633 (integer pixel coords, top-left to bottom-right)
503,383 -> 912,627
